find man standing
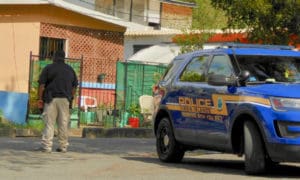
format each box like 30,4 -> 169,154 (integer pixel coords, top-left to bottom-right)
37,50 -> 78,153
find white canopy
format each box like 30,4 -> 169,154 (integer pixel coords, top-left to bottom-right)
127,44 -> 180,65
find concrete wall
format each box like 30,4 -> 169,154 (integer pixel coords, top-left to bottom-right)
0,22 -> 40,93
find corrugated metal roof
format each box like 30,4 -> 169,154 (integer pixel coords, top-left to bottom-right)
125,28 -> 182,36
125,29 -> 247,37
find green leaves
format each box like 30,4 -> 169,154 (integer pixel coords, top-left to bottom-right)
211,0 -> 300,45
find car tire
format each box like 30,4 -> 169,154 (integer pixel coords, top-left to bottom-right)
156,117 -> 185,163
244,120 -> 267,174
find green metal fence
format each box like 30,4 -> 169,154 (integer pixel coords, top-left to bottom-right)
28,58 -> 167,129
116,61 -> 167,112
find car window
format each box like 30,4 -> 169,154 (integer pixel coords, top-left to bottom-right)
237,55 -> 300,83
179,55 -> 210,82
208,55 -> 234,77
162,59 -> 185,82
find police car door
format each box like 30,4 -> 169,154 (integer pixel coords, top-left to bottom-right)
197,54 -> 235,149
174,55 -> 211,144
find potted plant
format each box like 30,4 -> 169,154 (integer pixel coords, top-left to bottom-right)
128,104 -> 141,128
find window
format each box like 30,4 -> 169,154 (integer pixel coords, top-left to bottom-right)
180,56 -> 209,82
39,37 -> 65,59
163,59 -> 185,82
237,55 -> 300,83
208,55 -> 233,77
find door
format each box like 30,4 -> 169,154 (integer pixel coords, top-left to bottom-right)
175,54 -> 236,150
197,54 -> 235,149
172,55 -> 211,143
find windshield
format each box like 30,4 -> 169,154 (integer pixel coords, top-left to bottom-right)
236,55 -> 300,83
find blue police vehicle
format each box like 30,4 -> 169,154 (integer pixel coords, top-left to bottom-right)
153,43 -> 300,174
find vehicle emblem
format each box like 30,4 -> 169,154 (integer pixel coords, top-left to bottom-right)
217,97 -> 223,111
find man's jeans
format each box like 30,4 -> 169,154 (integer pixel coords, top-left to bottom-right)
41,98 -> 70,151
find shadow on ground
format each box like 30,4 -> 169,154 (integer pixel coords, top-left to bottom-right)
122,155 -> 300,178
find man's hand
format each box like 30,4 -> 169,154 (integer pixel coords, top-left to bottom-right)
37,99 -> 44,109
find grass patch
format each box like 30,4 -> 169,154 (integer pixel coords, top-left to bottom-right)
0,117 -> 44,133
14,122 -> 45,133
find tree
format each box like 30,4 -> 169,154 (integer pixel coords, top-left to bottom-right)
175,0 -> 227,53
191,0 -> 227,30
211,0 -> 300,45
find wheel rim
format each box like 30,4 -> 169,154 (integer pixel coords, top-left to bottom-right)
159,126 -> 170,154
163,133 -> 169,146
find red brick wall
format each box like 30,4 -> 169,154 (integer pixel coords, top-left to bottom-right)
162,3 -> 192,16
40,23 -> 124,83
161,3 -> 193,29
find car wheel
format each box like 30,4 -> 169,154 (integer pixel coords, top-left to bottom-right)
156,117 -> 185,163
244,120 -> 267,174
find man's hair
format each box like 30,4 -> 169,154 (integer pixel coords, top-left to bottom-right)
53,50 -> 65,62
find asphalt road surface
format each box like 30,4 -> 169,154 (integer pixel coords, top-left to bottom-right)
0,137 -> 300,180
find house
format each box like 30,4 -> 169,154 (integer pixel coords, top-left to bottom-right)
0,0 -> 196,125
0,0 -> 138,123
69,0 -> 195,59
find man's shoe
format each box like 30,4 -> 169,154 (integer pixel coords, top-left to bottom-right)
56,148 -> 67,153
34,147 -> 51,153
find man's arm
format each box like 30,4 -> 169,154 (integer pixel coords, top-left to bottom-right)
37,84 -> 45,109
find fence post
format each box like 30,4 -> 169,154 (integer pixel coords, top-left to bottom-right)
77,55 -> 84,128
26,51 -> 33,123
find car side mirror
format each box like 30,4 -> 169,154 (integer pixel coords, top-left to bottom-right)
207,74 -> 236,86
238,70 -> 250,86
238,70 -> 250,81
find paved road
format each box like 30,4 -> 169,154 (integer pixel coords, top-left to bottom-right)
0,137 -> 300,180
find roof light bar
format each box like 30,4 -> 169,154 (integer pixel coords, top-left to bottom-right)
217,43 -> 294,50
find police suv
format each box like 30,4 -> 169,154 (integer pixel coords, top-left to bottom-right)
153,43 -> 300,174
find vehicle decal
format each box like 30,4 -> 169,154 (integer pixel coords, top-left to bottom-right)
217,97 -> 223,111
166,94 -> 271,118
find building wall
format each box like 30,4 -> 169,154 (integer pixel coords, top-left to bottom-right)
0,4 -> 125,93
0,22 -> 40,93
40,23 -> 124,83
95,0 -> 148,25
161,3 -> 192,29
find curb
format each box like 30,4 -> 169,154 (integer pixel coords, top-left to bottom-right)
0,127 -> 155,138
82,127 -> 155,138
0,127 -> 41,137
15,128 -> 41,137
0,127 -> 16,137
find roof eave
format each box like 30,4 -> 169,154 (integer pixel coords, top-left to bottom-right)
0,0 -> 49,4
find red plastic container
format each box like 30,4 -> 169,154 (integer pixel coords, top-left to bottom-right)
128,117 -> 139,128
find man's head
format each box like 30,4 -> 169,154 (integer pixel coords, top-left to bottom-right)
53,50 -> 65,62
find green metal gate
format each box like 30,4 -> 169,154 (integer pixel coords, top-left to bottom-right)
116,61 -> 167,112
